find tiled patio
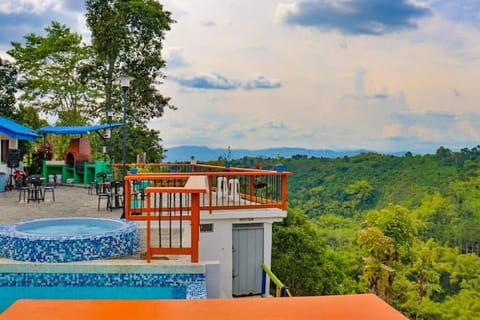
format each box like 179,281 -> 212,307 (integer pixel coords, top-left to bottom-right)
0,184 -> 121,226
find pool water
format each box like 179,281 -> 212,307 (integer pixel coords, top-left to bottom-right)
16,218 -> 123,236
18,223 -> 114,236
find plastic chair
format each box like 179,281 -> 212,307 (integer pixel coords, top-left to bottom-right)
229,178 -> 240,202
109,180 -> 124,211
97,184 -> 111,211
217,177 -> 228,197
18,186 -> 29,202
87,181 -> 97,195
42,183 -> 55,202
16,175 -> 29,202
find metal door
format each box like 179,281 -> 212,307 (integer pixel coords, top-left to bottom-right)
232,223 -> 264,296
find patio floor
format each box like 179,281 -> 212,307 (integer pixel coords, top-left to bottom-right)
0,184 -> 121,226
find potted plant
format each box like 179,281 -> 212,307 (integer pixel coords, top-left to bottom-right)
274,154 -> 284,172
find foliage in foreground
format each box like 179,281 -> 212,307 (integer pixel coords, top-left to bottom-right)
265,149 -> 480,319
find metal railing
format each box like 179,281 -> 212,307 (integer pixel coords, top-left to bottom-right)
261,263 -> 292,297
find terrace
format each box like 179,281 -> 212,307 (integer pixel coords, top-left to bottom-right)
117,163 -> 290,264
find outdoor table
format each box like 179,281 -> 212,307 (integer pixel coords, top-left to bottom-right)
26,175 -> 44,203
98,181 -> 110,193
110,181 -> 124,209
96,172 -> 110,183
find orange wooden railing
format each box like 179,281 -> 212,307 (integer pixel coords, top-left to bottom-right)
121,164 -> 290,218
122,165 -> 290,262
131,175 -> 207,263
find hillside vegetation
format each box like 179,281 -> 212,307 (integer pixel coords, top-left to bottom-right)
229,146 -> 480,319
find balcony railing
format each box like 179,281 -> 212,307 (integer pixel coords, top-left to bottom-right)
121,164 -> 291,220
120,164 -> 291,262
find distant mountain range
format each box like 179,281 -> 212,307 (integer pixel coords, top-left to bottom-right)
162,145 -> 404,162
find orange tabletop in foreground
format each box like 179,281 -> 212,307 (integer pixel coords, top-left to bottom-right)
0,294 -> 408,320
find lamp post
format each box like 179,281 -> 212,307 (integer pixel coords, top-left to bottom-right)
105,109 -> 113,163
119,71 -> 133,178
119,70 -> 134,219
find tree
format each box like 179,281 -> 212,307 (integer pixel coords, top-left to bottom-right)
414,192 -> 453,244
0,58 -> 18,118
108,125 -> 164,163
15,104 -> 48,169
394,240 -> 441,319
358,204 -> 421,302
86,0 -> 176,163
357,226 -> 396,301
345,179 -> 375,210
447,177 -> 480,254
8,22 -> 97,124
85,0 -> 176,125
272,208 -> 350,295
364,204 -> 420,258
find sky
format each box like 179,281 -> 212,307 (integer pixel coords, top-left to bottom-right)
1,0 -> 480,154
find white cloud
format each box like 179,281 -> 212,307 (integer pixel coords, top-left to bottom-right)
382,124 -> 404,139
0,0 -> 56,14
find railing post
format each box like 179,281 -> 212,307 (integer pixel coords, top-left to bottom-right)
146,192 -> 151,263
249,174 -> 254,203
191,192 -> 200,263
281,174 -> 288,210
261,268 -> 267,297
124,178 -> 131,219
208,176 -> 213,214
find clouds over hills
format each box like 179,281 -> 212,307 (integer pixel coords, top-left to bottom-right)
169,73 -> 282,91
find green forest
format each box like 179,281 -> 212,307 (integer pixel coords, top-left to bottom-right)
233,147 -> 480,319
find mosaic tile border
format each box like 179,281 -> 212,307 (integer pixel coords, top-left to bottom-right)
186,283 -> 207,299
0,218 -> 140,263
0,272 -> 207,299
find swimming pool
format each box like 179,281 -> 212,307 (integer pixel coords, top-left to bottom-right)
0,217 -> 140,262
0,218 -> 215,313
0,262 -> 208,313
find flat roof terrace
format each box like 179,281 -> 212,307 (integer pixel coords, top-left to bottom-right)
0,294 -> 408,320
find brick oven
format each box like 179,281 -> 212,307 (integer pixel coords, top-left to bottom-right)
64,138 -> 91,173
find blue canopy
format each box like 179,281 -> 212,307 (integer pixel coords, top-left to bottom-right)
38,123 -> 123,135
0,116 -> 39,141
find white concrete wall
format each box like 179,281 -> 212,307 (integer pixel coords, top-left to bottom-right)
199,219 -> 232,297
199,208 -> 286,298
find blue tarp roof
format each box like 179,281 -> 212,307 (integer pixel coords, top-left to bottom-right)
0,116 -> 39,141
38,123 -> 123,135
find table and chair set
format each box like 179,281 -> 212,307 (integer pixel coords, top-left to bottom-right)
17,174 -> 56,203
89,172 -> 124,211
